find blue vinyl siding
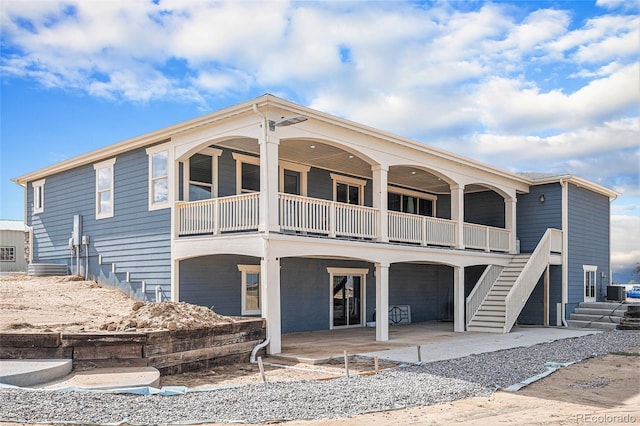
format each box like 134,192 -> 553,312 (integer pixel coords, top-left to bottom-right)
464,191 -> 505,228
517,183 -> 562,253
27,147 -> 171,298
389,264 -> 454,322
518,265 -> 562,326
567,184 -> 610,306
179,255 -> 260,316
179,255 -> 454,333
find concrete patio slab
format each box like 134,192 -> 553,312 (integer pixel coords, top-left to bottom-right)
276,322 -> 600,363
37,366 -> 161,390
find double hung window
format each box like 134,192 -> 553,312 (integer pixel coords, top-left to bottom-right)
94,158 -> 115,219
238,264 -> 261,315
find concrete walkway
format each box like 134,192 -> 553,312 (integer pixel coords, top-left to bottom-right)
361,326 -> 599,363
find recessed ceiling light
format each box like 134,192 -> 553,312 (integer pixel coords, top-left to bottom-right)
348,155 -> 354,159
411,171 -> 416,175
310,145 -> 316,149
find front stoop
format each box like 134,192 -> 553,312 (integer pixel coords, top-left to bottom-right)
567,302 -> 638,330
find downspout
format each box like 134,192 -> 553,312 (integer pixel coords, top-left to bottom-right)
560,179 -> 568,327
250,332 -> 270,364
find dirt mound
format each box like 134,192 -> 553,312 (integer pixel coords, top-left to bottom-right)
100,301 -> 236,331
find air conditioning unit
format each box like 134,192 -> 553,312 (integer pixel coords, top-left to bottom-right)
606,285 -> 625,302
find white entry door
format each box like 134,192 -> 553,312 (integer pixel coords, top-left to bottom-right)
584,265 -> 597,302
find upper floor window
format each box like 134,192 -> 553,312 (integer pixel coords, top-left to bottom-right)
331,173 -> 366,205
31,179 -> 45,214
94,158 -> 116,219
187,148 -> 222,201
388,187 -> 437,217
146,143 -> 172,210
279,161 -> 310,196
232,153 -> 260,194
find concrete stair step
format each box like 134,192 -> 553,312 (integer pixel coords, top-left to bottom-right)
577,302 -> 631,310
0,359 -> 72,387
468,320 -> 506,328
566,320 -> 618,330
569,314 -> 621,323
573,308 -> 626,317
467,325 -> 504,333
37,366 -> 160,390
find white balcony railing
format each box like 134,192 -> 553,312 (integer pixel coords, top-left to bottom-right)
464,223 -> 510,252
388,211 -> 456,247
176,193 -> 259,236
279,193 -> 378,239
177,193 -> 512,253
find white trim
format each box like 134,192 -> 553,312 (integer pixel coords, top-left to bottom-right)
238,264 -> 261,315
583,265 -> 598,302
31,179 -> 45,214
232,152 -> 260,194
279,161 -> 310,196
93,158 -> 116,220
327,267 -> 368,329
330,173 -> 366,205
147,143 -> 173,211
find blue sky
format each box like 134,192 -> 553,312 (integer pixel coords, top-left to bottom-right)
1,0 -> 638,280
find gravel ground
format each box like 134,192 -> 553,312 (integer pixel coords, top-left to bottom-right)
1,330 -> 638,425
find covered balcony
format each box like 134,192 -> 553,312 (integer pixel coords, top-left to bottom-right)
172,136 -> 519,254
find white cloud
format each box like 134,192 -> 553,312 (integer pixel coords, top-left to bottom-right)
611,215 -> 640,275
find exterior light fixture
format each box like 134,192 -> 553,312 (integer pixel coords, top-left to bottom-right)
268,114 -> 308,131
539,194 -> 545,203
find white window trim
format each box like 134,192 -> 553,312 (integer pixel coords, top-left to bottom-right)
238,264 -> 261,315
146,143 -> 173,211
330,173 -> 366,205
388,185 -> 438,216
327,267 -> 368,330
583,265 -> 598,301
31,179 -> 45,214
279,161 -> 310,196
185,148 -> 223,201
94,158 -> 116,220
232,152 -> 260,194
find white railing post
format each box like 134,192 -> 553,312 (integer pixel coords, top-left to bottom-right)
422,216 -> 428,246
485,227 -> 490,252
329,202 -> 337,238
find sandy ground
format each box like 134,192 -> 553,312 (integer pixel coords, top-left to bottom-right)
1,274 -> 639,425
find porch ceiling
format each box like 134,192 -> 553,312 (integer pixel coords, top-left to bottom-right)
213,139 -> 461,195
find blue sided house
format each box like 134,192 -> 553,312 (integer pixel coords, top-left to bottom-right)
13,95 -> 617,354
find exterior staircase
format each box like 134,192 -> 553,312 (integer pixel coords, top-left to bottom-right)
467,254 -> 531,333
567,301 -> 634,330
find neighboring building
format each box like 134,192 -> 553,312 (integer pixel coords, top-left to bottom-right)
0,220 -> 27,273
13,95 -> 617,354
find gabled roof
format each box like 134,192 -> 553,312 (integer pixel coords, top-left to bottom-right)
0,220 -> 25,231
519,172 -> 619,199
12,94 -> 616,200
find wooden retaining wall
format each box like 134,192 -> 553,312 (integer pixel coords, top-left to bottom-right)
0,318 -> 265,375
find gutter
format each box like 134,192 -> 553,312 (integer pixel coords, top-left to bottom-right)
560,179 -> 568,327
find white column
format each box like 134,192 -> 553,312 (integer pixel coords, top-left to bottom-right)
505,197 -> 517,253
261,257 -> 281,354
450,184 -> 465,249
453,266 -> 465,332
372,165 -> 389,242
375,262 -> 390,341
170,258 -> 179,302
258,131 -> 280,233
